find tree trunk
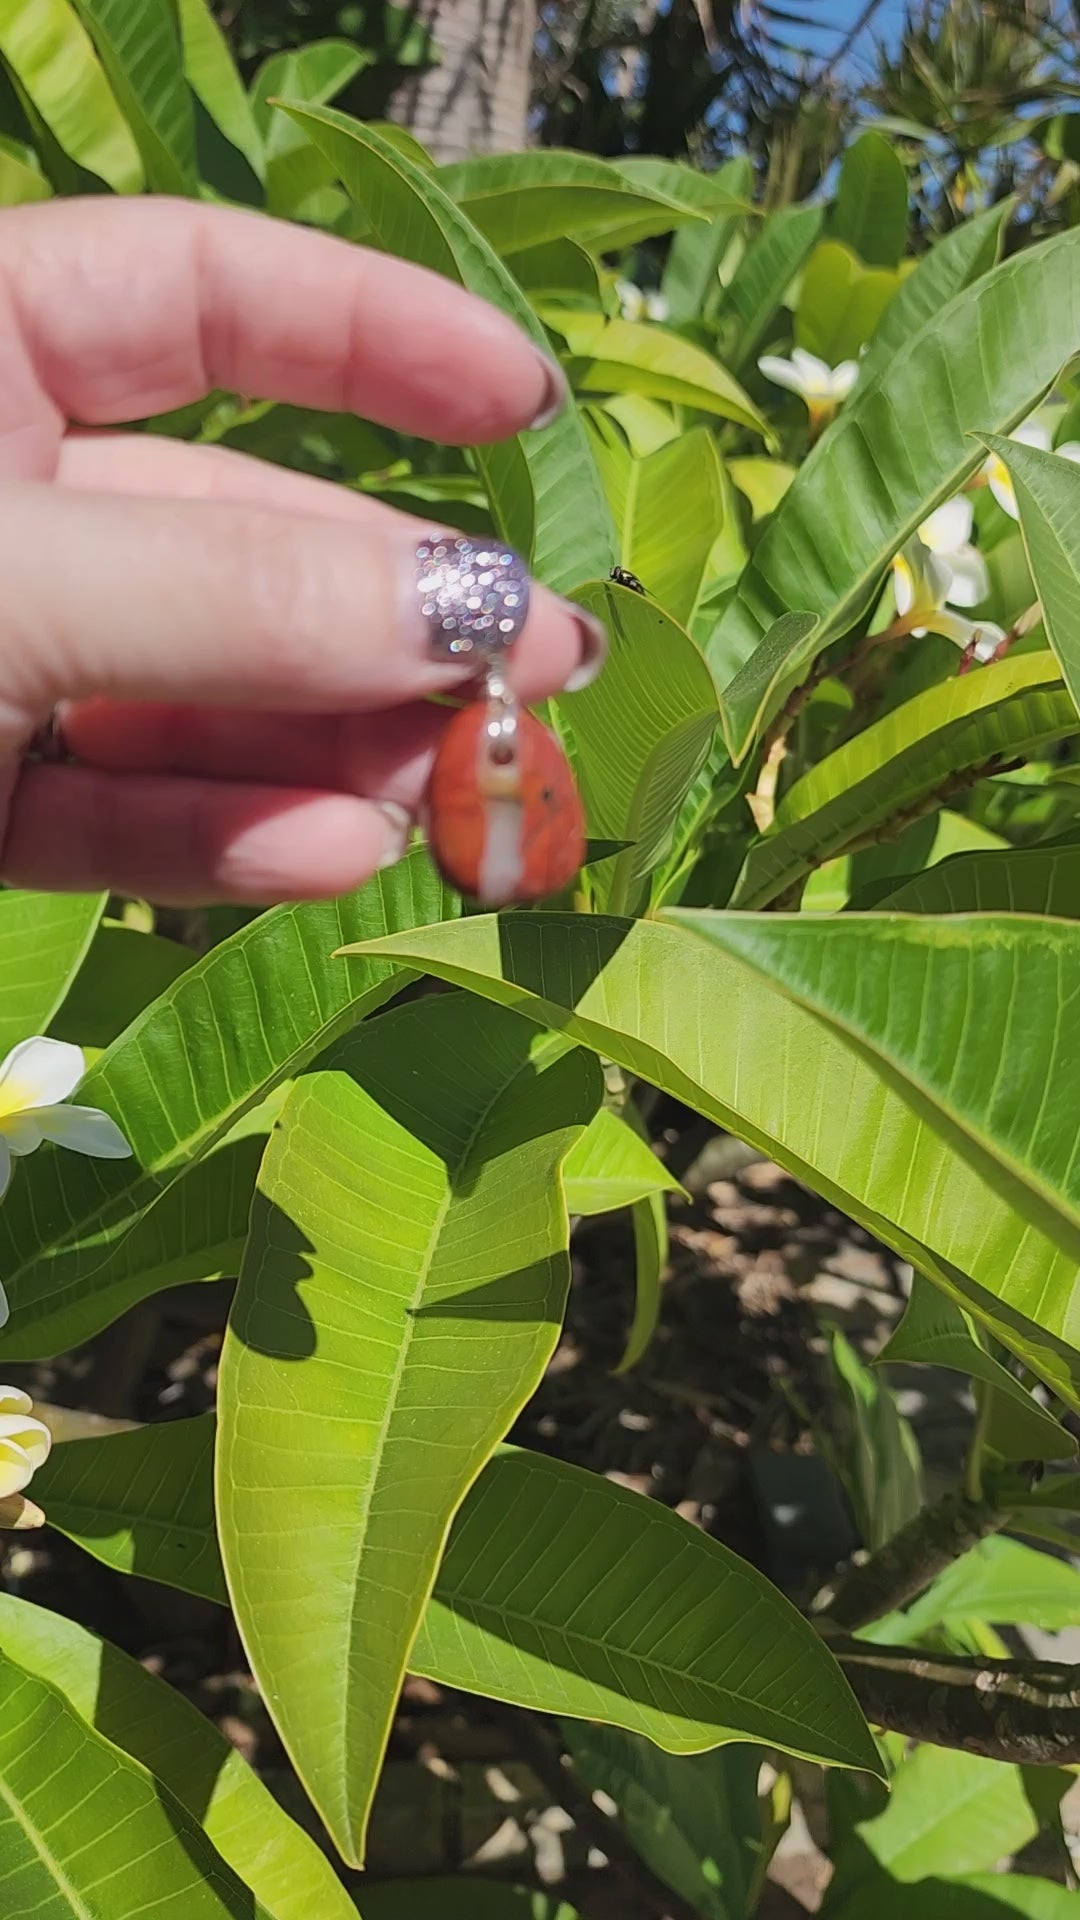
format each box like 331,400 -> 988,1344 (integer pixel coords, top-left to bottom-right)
384,0 -> 536,163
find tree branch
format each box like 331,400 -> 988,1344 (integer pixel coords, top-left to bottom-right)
835,1639 -> 1080,1765
813,1487 -> 1006,1632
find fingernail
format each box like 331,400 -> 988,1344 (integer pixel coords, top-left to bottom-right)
529,350 -> 568,430
413,535 -> 531,663
375,801 -> 413,870
562,604 -> 609,692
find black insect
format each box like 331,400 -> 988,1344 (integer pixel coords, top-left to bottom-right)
609,565 -> 647,595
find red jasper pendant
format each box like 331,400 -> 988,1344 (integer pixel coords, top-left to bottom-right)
428,696 -> 585,905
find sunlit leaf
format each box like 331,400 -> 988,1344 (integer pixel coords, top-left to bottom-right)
716,201 -> 824,370
875,836 -> 1080,914
0,0 -> 142,189
983,431 -> 1080,720
0,1643 -> 273,1916
564,1104 -> 683,1216
0,890 -> 103,1055
347,912 -> 1080,1406
859,200 -> 1009,387
661,154 -> 754,326
71,0 -> 196,193
590,424 -> 725,626
545,308 -> 770,439
439,147 -> 706,254
0,851 -> 453,1355
711,226 -> 1080,740
218,996 -> 600,1866
731,653 -> 1076,908
0,1594 -> 354,1920
283,104 -> 615,590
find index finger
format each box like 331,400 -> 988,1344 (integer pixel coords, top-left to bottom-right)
0,198 -> 564,477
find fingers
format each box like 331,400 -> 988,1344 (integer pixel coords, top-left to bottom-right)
57,430 -> 393,524
0,480 -> 603,752
58,702 -> 448,813
0,199 -> 564,476
3,764 -> 414,905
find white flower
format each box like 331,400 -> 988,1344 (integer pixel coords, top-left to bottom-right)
614,281 -> 668,325
892,536 -> 1004,657
0,1386 -> 51,1498
984,419 -> 1080,519
757,347 -> 859,424
0,1038 -> 132,1322
917,496 -> 989,608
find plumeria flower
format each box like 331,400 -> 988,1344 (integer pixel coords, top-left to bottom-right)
757,347 -> 859,427
917,496 -> 988,608
614,279 -> 668,324
0,1037 -> 132,1317
0,1387 -> 51,1499
983,418 -> 1080,519
892,535 -> 1005,660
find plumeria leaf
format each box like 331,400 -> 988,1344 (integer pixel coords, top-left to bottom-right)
279,104 -> 616,590
0,851 -> 454,1356
345,911 -> 1080,1408
0,891 -> 104,1055
0,1593 -> 354,1920
218,994 -> 601,1867
981,431 -> 1080,721
711,225 -> 1080,753
731,652 -> 1077,909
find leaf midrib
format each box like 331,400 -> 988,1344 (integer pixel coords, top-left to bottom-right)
0,1707 -> 98,1919
337,1047 -> 549,1852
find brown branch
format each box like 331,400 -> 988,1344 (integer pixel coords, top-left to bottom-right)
835,1639 -> 1080,1765
813,1487 -> 1006,1632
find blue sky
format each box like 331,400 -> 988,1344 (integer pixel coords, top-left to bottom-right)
794,0 -> 909,71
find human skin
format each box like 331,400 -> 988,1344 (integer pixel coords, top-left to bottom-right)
0,197 -> 599,904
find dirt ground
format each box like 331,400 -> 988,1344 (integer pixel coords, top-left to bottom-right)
1,1104 -> 985,1916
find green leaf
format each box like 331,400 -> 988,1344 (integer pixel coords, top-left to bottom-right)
0,889 -> 103,1053
439,148 -> 707,255
563,1105 -> 683,1216
661,155 -> 754,326
283,104 -> 615,592
507,237 -> 601,305
796,239 -> 904,367
364,1887 -> 577,1920
346,912 -> 1080,1407
666,908 -> 1080,1270
982,431 -> 1080,721
615,1186 -> 668,1375
876,837 -> 1080,914
716,610 -> 818,764
0,0 -> 142,190
859,200 -> 1010,389
710,226 -> 1080,733
0,129 -> 50,199
716,201 -> 825,371
881,1275 -> 1073,1461
49,922 -> 194,1049
828,1877 -> 1080,1920
2,1131 -> 262,1360
36,1411 -> 227,1602
28,1421 -> 878,1778
70,0 -> 195,193
546,308 -> 770,439
830,132 -> 908,268
616,155 -> 754,217
218,995 -> 601,1867
731,652 -> 1077,907
562,1723 -> 761,1920
0,1593 -> 354,1920
828,1744 -> 1040,1895
825,1327 -> 923,1551
254,41 -> 368,213
176,0 -> 263,179
0,851 -> 454,1354
591,424 -> 725,627
556,580 -> 722,911
865,1535 -> 1080,1645
413,1447 -> 881,1773
0,1644 -> 273,1916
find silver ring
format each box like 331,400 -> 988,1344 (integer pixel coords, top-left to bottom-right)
415,535 -> 531,663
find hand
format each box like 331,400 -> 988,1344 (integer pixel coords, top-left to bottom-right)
0,198 -> 603,904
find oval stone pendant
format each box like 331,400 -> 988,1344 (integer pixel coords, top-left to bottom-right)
428,686 -> 585,905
